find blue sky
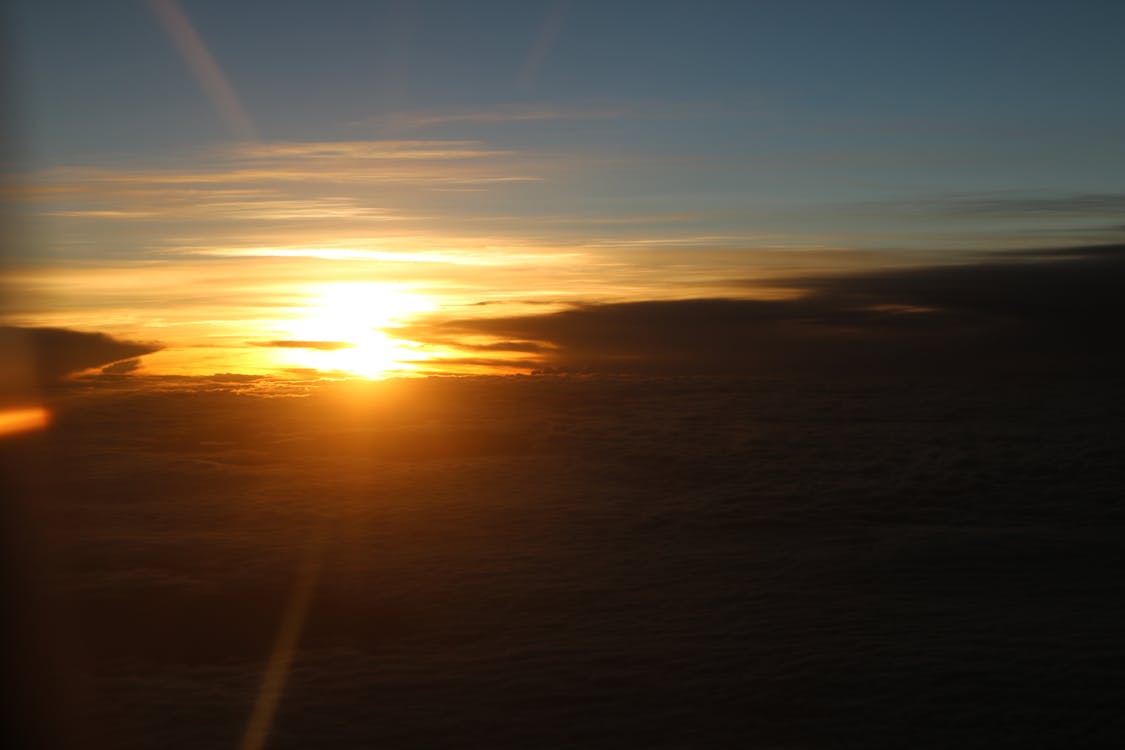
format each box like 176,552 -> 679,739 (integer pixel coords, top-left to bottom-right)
12,1 -> 1125,159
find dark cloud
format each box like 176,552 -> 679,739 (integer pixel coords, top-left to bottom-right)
792,243 -> 1125,332
0,326 -> 163,387
251,340 -> 356,351
413,334 -> 549,355
1003,242 -> 1125,259
205,373 -> 268,383
407,244 -> 1125,375
468,299 -> 562,307
460,340 -> 549,354
941,192 -> 1125,218
859,192 -> 1125,220
101,358 -> 142,375
423,355 -> 545,371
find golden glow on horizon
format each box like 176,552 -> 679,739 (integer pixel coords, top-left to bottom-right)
277,283 -> 434,378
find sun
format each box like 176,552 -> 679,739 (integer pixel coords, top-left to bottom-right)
279,283 -> 434,378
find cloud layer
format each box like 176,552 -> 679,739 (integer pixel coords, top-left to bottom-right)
411,244 -> 1125,374
8,374 -> 1125,747
0,326 -> 163,387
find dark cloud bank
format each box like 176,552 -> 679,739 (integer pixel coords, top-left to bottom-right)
414,244 -> 1125,375
0,326 -> 161,388
5,371 -> 1125,748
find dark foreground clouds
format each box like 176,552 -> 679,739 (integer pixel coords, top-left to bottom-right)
4,375 -> 1125,748
0,326 -> 162,388
412,244 -> 1125,374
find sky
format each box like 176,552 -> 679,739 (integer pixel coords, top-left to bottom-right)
4,5 -> 1125,744
3,0 -> 1125,379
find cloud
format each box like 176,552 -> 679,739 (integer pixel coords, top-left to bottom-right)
460,340 -> 549,354
791,243 -> 1124,329
517,0 -> 572,92
945,192 -> 1125,218
38,161 -> 538,188
147,0 -> 255,141
404,244 -> 1125,375
0,326 -> 164,387
421,355 -> 545,372
251,340 -> 357,351
20,139 -> 540,217
231,140 -> 510,160
42,198 -> 396,222
860,191 -> 1125,220
359,105 -> 625,131
101,358 -> 143,375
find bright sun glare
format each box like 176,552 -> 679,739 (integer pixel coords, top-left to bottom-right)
279,283 -> 434,378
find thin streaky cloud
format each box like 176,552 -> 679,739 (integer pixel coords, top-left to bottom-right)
187,198 -> 399,221
43,210 -> 158,219
24,183 -> 404,222
232,140 -> 511,160
26,139 -> 539,190
2,185 -> 276,202
251,340 -> 357,351
580,235 -> 756,248
517,0 -> 572,92
360,105 -> 626,130
147,0 -> 256,141
32,165 -> 541,188
844,191 -> 1125,220
940,192 -> 1125,219
177,243 -> 584,267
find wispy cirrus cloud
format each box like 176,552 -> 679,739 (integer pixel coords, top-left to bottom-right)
42,198 -> 397,222
230,140 -> 512,160
517,0 -> 572,92
34,163 -> 538,188
352,100 -> 722,136
358,105 -> 626,131
15,138 -> 538,194
939,192 -> 1125,219
7,139 -> 543,231
41,209 -> 160,219
854,191 -> 1125,220
146,0 -> 256,140
173,238 -> 585,267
